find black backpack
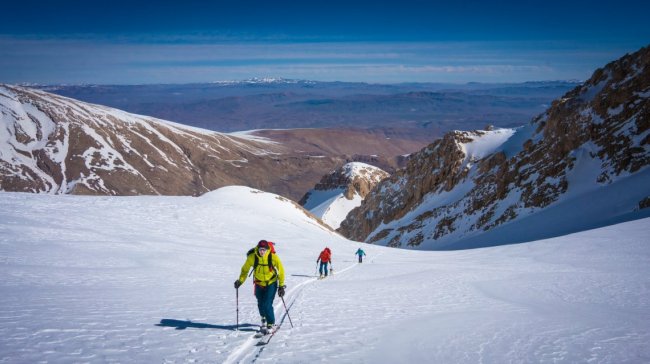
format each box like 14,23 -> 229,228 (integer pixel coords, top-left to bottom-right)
247,247 -> 276,277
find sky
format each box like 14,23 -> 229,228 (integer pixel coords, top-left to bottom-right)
1,0 -> 649,84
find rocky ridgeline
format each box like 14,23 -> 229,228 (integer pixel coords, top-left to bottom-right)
299,162 -> 389,205
338,46 -> 650,248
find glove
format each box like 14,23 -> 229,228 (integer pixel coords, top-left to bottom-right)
234,280 -> 242,289
278,285 -> 286,297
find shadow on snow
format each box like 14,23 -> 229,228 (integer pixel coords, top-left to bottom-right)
156,319 -> 257,331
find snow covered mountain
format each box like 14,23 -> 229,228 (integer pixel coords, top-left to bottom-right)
1,186 -> 649,363
212,77 -> 316,85
0,85 -> 346,198
298,162 -> 389,229
339,45 -> 650,250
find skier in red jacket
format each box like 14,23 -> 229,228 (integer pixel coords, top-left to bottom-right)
317,247 -> 332,278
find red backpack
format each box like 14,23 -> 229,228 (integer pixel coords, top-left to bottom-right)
320,248 -> 331,262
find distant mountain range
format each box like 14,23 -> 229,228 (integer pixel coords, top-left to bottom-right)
30,80 -> 579,137
210,77 -> 317,85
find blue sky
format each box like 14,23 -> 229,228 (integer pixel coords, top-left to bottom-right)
1,0 -> 648,84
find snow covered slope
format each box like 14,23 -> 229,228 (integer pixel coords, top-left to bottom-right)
340,46 -> 650,250
0,85 -> 349,199
1,189 -> 649,363
0,84 -> 284,195
300,162 -> 388,229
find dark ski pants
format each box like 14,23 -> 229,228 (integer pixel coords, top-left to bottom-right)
358,255 -> 363,263
255,281 -> 277,325
319,262 -> 329,276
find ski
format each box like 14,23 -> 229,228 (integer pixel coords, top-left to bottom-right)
256,326 -> 279,346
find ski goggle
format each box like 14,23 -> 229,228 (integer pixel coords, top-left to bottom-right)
258,247 -> 268,254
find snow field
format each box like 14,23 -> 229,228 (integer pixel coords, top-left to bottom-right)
1,187 -> 649,363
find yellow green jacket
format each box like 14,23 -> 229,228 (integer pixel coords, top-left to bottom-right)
237,247 -> 285,287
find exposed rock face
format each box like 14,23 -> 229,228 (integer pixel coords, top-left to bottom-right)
338,46 -> 650,249
640,196 -> 650,210
300,162 -> 389,204
0,85 -> 344,199
299,162 -> 389,229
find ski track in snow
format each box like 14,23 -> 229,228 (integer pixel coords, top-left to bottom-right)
225,258 -> 364,364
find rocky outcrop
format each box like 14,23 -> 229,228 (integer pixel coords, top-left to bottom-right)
300,162 -> 389,205
338,46 -> 650,249
338,128 -> 514,243
299,162 -> 389,229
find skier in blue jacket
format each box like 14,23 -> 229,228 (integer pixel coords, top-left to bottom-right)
355,248 -> 366,263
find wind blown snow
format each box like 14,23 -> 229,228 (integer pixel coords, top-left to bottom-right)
306,188 -> 363,229
1,188 -> 649,363
461,128 -> 517,161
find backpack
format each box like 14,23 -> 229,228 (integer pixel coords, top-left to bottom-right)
319,248 -> 331,262
246,241 -> 276,277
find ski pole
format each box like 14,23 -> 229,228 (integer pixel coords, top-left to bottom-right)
236,287 -> 239,331
281,296 -> 294,328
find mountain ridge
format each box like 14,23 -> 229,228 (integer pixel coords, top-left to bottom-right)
338,46 -> 650,250
0,85 -> 338,198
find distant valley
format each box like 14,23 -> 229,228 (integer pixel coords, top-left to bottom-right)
33,80 -> 578,137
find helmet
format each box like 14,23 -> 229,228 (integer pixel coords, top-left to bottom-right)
258,240 -> 269,248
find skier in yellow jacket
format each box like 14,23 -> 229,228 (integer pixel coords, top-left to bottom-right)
234,240 -> 286,334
